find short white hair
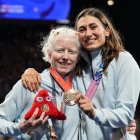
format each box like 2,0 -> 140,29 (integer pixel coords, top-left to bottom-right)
41,26 -> 80,63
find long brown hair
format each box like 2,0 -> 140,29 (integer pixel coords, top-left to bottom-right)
75,7 -> 125,73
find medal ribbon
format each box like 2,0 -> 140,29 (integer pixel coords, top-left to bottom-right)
85,63 -> 103,100
49,66 -> 72,92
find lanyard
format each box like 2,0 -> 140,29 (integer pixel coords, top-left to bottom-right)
49,66 -> 79,106
85,63 -> 103,100
49,66 -> 72,92
79,63 -> 104,134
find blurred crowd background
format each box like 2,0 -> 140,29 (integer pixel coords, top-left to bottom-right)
0,0 -> 139,139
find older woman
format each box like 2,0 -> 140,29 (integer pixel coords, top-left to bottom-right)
0,26 -> 81,140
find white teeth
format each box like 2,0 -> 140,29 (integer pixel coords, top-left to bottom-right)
85,39 -> 95,44
85,38 -> 96,42
60,62 -> 69,66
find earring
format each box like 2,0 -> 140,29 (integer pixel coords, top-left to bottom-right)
105,36 -> 109,42
106,36 -> 109,41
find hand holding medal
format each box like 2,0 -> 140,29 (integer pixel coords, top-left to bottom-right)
49,67 -> 78,106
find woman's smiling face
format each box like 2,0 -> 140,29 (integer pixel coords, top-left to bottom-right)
48,38 -> 79,76
77,15 -> 110,51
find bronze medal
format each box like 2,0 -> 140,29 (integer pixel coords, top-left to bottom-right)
49,67 -> 76,106
63,89 -> 77,106
42,104 -> 49,112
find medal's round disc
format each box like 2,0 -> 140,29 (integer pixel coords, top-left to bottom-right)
63,89 -> 77,106
42,104 -> 49,112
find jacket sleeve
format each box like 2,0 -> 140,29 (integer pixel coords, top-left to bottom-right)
93,52 -> 140,128
0,80 -> 29,136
